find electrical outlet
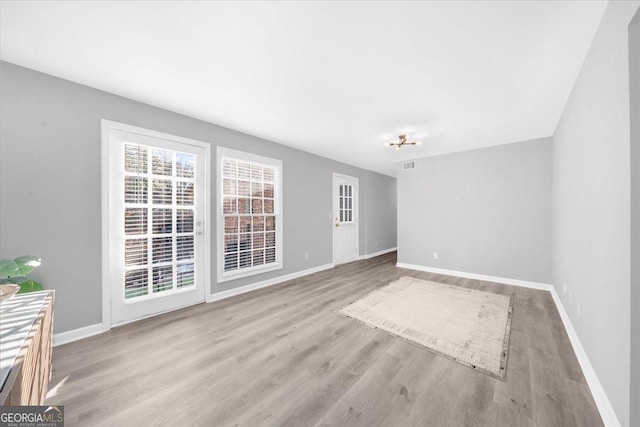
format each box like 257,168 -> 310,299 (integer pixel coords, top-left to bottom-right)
304,252 -> 309,261
433,252 -> 439,260
563,281 -> 566,294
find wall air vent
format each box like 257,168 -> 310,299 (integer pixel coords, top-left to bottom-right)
402,161 -> 416,171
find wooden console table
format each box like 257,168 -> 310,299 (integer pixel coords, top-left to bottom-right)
0,290 -> 54,405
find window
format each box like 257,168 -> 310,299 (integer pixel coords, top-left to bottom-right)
216,147 -> 282,282
339,184 -> 353,223
122,144 -> 198,299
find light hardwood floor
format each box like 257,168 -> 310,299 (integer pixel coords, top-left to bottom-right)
48,252 -> 603,426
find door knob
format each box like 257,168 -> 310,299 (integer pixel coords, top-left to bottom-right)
335,223 -> 339,227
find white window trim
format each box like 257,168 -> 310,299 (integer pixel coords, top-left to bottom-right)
216,146 -> 283,283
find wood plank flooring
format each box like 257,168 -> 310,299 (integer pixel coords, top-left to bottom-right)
47,253 -> 603,426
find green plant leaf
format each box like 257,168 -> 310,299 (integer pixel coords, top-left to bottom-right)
14,256 -> 41,276
16,280 -> 44,294
14,256 -> 41,267
0,259 -> 21,278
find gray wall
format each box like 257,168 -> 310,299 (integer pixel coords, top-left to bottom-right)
629,6 -> 640,427
364,170 -> 397,255
397,137 -> 552,283
552,2 -> 639,425
0,61 -> 397,334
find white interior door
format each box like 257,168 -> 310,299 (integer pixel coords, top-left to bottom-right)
333,173 -> 359,265
104,123 -> 209,326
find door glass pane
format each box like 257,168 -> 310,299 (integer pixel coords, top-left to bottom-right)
152,237 -> 173,263
177,209 -> 194,233
177,264 -> 195,288
152,265 -> 173,293
125,208 -> 147,235
176,153 -> 195,178
125,239 -> 148,266
125,177 -> 148,203
177,182 -> 194,205
152,209 -> 172,234
125,144 -> 148,173
152,180 -> 172,204
338,183 -> 354,224
125,269 -> 148,299
177,236 -> 194,260
123,143 -> 197,300
152,149 -> 173,176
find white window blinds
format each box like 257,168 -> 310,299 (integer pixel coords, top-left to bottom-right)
217,148 -> 282,281
123,144 -> 196,299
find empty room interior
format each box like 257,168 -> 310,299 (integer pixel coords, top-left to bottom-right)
0,1 -> 639,426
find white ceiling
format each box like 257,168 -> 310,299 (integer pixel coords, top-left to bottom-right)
0,1 -> 607,176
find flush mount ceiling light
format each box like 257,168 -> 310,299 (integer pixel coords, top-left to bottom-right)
385,134 -> 422,150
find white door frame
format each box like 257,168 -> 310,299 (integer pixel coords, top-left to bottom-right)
101,120 -> 211,328
332,173 -> 359,265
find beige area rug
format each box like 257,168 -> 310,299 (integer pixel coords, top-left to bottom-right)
339,276 -> 513,380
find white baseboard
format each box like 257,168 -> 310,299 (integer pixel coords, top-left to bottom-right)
52,264 -> 335,346
206,263 -> 335,303
53,322 -> 108,347
395,262 -> 552,291
549,287 -> 621,427
396,261 -> 620,427
357,246 -> 397,261
50,257 -> 621,426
